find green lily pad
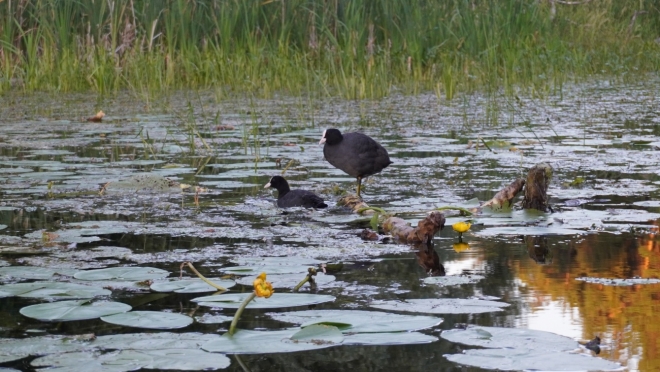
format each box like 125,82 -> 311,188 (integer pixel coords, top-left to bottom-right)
20,300 -> 131,321
476,226 -> 586,237
221,265 -> 311,275
92,332 -> 221,351
150,278 -> 236,293
423,275 -> 485,286
235,273 -> 335,288
445,348 -> 621,371
101,311 -> 193,329
442,326 -> 621,371
576,277 -> 660,286
290,324 -> 344,343
192,292 -> 335,309
0,282 -> 110,299
370,298 -> 509,314
74,267 -> 169,281
32,348 -> 230,371
202,328 -> 342,354
195,314 -> 234,324
343,332 -> 437,345
0,266 -> 78,280
0,335 -> 94,364
267,310 -> 442,333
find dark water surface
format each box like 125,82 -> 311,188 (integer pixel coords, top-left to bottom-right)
1,81 -> 660,371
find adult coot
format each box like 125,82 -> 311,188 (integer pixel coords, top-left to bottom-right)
264,176 -> 328,209
319,128 -> 392,197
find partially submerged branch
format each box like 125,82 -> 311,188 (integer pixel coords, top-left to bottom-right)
481,178 -> 526,210
382,212 -> 446,244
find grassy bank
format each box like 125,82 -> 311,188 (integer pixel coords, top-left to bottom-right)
1,0 -> 659,99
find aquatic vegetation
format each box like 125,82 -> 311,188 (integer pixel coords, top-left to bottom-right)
1,1 -> 660,98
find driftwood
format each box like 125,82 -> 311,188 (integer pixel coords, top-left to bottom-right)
481,178 -> 526,209
382,212 -> 445,244
522,162 -> 553,212
338,195 -> 376,215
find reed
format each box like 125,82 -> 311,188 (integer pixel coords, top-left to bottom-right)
1,0 -> 659,99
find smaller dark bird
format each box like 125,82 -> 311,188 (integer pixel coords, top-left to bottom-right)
264,176 -> 328,209
319,128 -> 392,198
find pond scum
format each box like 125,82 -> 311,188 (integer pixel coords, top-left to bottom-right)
1,0 -> 660,99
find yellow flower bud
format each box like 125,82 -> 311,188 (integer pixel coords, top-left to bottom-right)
452,221 -> 471,234
253,272 -> 274,298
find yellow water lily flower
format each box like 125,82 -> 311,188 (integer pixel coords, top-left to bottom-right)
452,221 -> 471,234
453,242 -> 470,252
253,272 -> 274,298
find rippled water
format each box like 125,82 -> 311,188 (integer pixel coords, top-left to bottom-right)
1,80 -> 660,371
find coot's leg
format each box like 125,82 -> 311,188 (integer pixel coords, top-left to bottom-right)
356,176 -> 362,198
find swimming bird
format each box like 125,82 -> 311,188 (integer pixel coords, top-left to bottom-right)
264,176 -> 328,209
319,128 -> 392,198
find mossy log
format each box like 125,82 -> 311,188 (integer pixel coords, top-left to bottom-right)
522,162 -> 553,212
382,212 -> 445,244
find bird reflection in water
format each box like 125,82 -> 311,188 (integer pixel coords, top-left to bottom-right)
415,241 -> 445,276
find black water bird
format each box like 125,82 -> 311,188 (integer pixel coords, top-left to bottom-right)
319,128 -> 392,198
264,176 -> 327,209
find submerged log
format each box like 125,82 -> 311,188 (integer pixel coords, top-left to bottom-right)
481,178 -> 526,210
522,162 -> 553,212
415,242 -> 446,276
382,212 -> 446,244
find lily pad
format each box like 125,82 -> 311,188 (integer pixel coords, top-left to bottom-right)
267,310 -> 442,333
0,335 -> 95,364
442,326 -> 621,371
92,332 -> 221,351
0,282 -> 111,299
343,332 -> 437,345
423,275 -> 485,286
221,265 -> 312,275
20,300 -> 131,321
101,311 -> 193,329
444,347 -> 621,371
370,298 -> 509,314
0,266 -> 78,280
192,292 -> 336,309
576,277 -> 660,286
202,328 -> 342,354
74,267 -> 169,281
195,314 -> 234,324
32,348 -> 230,371
476,226 -> 586,237
235,273 -> 335,288
150,278 -> 236,293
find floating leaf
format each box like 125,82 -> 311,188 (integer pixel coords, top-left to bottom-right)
74,267 -> 169,281
150,278 -> 236,293
476,226 -> 586,237
20,300 -> 131,321
0,282 -> 110,299
91,332 -> 221,351
221,265 -> 311,275
0,266 -> 77,280
101,311 -> 193,329
195,314 -> 234,324
576,277 -> 660,286
192,292 -> 335,309
442,326 -> 621,371
235,273 -> 335,288
370,298 -> 509,314
290,324 -> 344,343
0,335 -> 93,364
268,310 -> 442,333
423,275 -> 485,286
202,328 -> 340,354
343,332 -> 437,345
32,349 -> 230,371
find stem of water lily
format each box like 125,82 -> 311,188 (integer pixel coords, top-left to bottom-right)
182,262 -> 227,292
435,206 -> 473,216
228,292 -> 256,336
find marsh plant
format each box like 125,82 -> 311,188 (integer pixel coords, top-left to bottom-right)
1,0 -> 660,99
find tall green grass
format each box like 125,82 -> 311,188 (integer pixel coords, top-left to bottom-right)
1,0 -> 659,99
